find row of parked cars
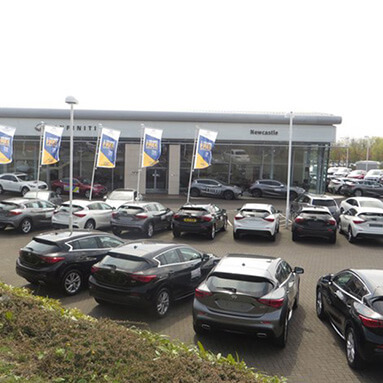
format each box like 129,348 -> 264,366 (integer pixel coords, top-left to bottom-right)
15,228 -> 383,369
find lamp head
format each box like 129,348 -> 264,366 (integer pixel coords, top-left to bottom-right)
65,96 -> 78,105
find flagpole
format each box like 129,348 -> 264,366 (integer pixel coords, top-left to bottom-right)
137,124 -> 145,194
36,122 -> 44,199
186,127 -> 199,204
89,124 -> 102,200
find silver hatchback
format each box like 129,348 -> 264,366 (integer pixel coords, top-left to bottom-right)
0,198 -> 56,234
193,254 -> 304,347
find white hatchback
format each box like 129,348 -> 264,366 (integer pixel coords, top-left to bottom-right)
52,200 -> 114,230
340,196 -> 383,213
339,207 -> 383,243
233,203 -> 280,241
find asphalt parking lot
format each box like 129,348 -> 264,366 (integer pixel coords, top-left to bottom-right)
1,194 -> 383,383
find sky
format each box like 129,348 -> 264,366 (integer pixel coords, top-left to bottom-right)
1,0 -> 382,140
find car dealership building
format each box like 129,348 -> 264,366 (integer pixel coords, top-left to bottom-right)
0,108 -> 342,195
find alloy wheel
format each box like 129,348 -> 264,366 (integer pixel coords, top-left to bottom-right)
156,290 -> 170,316
346,330 -> 355,365
63,271 -> 82,295
20,219 -> 32,234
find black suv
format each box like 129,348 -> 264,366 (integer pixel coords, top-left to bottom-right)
16,230 -> 125,295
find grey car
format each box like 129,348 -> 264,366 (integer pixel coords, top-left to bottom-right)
111,201 -> 174,237
189,179 -> 242,200
249,179 -> 305,199
23,190 -> 63,206
193,254 -> 304,347
291,192 -> 340,221
0,198 -> 56,234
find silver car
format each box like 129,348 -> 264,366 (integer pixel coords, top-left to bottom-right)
193,254 -> 304,347
190,179 -> 242,200
0,198 -> 56,234
23,190 -> 63,206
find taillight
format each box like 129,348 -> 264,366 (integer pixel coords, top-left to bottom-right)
202,215 -> 212,222
112,212 -> 118,218
131,274 -> 156,283
359,314 -> 383,328
135,213 -> 148,219
295,217 -> 304,223
234,215 -> 245,220
8,210 -> 22,216
73,212 -> 86,218
353,219 -> 365,224
195,288 -> 212,299
91,265 -> 100,273
264,217 -> 275,222
257,298 -> 285,308
328,218 -> 336,225
173,214 -> 180,219
40,255 -> 65,264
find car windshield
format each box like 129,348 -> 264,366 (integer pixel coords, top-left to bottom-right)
59,204 -> 83,213
108,191 -> 135,200
360,201 -> 383,208
234,150 -> 247,155
78,178 -> 91,184
359,212 -> 383,218
312,199 -> 336,207
206,273 -> 273,297
24,191 -> 49,199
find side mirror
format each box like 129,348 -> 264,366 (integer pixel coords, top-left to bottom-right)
294,266 -> 304,274
202,253 -> 210,261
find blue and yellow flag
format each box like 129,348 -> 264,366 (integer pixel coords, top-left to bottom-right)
194,129 -> 218,169
142,128 -> 163,167
96,128 -> 121,168
0,125 -> 16,164
42,125 -> 64,165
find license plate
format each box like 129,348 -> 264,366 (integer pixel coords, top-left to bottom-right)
369,224 -> 383,228
184,218 -> 197,223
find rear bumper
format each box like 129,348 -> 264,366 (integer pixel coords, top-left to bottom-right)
234,228 -> 273,237
293,226 -> 336,239
173,221 -> 212,234
15,258 -> 59,285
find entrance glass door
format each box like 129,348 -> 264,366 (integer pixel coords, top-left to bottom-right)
146,168 -> 168,193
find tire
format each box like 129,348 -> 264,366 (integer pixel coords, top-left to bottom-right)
233,231 -> 240,240
316,288 -> 326,320
293,289 -> 299,310
353,189 -> 363,197
347,226 -> 356,243
18,218 -> 33,234
190,188 -> 200,197
167,221 -> 173,230
292,231 -> 299,242
251,189 -> 262,198
223,190 -> 234,200
21,187 -> 29,196
329,233 -> 337,244
95,298 -> 109,305
346,326 -> 365,369
146,222 -> 154,238
276,223 -> 280,233
61,269 -> 83,295
84,219 -> 96,230
152,288 -> 171,318
270,231 -> 276,242
0,185 -> 3,194
221,217 -> 228,231
55,187 -> 63,195
112,227 -> 122,236
173,228 -> 181,238
274,311 -> 289,348
209,225 -> 216,240
84,190 -> 91,199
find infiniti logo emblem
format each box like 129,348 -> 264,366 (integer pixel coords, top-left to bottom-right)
231,294 -> 238,300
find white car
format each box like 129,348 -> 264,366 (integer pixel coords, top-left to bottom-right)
52,199 -> 114,230
104,188 -> 142,209
340,196 -> 383,214
223,149 -> 250,164
327,177 -> 349,194
364,169 -> 383,182
339,207 -> 383,243
0,173 -> 48,196
233,203 -> 280,241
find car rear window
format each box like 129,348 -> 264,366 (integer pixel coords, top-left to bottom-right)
0,202 -> 20,211
100,254 -> 151,272
180,207 -> 208,214
359,212 -> 383,218
118,206 -> 145,214
360,201 -> 383,208
23,239 -> 61,254
206,272 -> 273,297
312,199 -> 336,207
59,204 -> 83,213
240,209 -> 269,217
302,210 -> 330,216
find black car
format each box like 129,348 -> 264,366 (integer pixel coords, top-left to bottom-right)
16,230 -> 125,295
316,269 -> 383,369
291,206 -> 337,243
341,180 -> 383,197
88,241 -> 219,317
249,179 -> 305,199
172,204 -> 228,240
111,202 -> 173,238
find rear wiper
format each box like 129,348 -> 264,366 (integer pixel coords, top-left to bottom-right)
222,287 -> 237,293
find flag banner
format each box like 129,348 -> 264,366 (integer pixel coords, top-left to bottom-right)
96,128 -> 121,168
0,125 -> 16,164
194,129 -> 218,169
41,125 -> 64,165
142,127 -> 163,167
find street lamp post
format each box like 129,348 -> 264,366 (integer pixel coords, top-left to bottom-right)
344,137 -> 350,167
65,96 -> 78,234
285,112 -> 294,229
364,136 -> 370,171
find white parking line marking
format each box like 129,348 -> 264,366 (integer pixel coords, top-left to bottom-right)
227,220 -> 233,227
